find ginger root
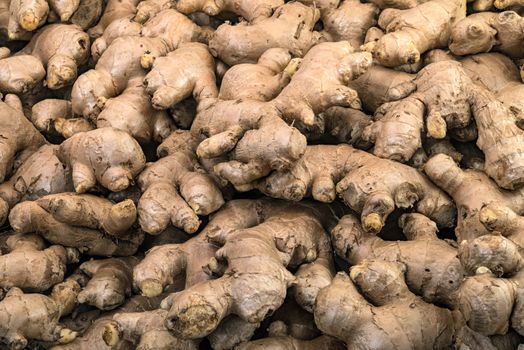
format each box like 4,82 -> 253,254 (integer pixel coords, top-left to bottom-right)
174,0 -> 283,22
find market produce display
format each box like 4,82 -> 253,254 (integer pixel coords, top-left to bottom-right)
0,0 -> 523,348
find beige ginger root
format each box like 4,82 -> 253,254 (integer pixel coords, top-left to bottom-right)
143,42 -> 217,110
9,193 -> 143,256
87,0 -> 139,38
58,128 -> 145,193
425,153 -> 524,243
0,287 -> 77,349
138,131 -> 224,235
209,2 -> 322,66
0,233 -> 79,292
449,11 -> 524,59
332,213 -> 463,306
160,201 -> 340,339
78,257 -> 139,310
255,144 -> 455,233
237,335 -> 345,350
271,41 -> 372,126
0,144 -> 73,226
174,0 -> 283,22
315,260 -> 462,349
363,0 -> 465,66
30,99 -> 93,139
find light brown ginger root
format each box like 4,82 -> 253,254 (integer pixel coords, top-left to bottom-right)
0,94 -> 47,183
78,257 -> 139,310
363,0 -> 465,67
321,0 -> 379,49
50,272 -> 87,317
58,128 -> 145,193
271,41 -> 372,126
102,309 -> 198,350
0,144 -> 73,226
8,193 -> 143,256
218,47 -> 296,102
374,60 -> 524,189
454,326 -> 522,350
174,0 -> 283,22
267,300 -> 321,340
87,0 -> 139,38
237,335 -> 345,350
190,99 -> 307,187
9,24 -> 90,89
143,42 -> 217,110
425,153 -> 524,243
331,213 -> 463,306
160,201 -> 342,339
138,131 -> 224,235
315,260 -> 463,349
316,107 -> 372,148
30,99 -> 93,138
255,144 -> 455,234
0,287 -> 77,349
50,294 -> 169,350
449,11 -> 524,59
457,235 -> 524,335
0,233 -> 79,292
89,17 -> 141,62
0,54 -> 45,93
71,9 -> 211,118
208,2 -> 323,66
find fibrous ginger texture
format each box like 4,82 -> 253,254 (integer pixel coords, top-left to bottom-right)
0,145 -> 73,226
160,200 -> 339,339
58,127 -> 145,193
9,193 -> 143,256
449,11 -> 524,59
175,0 -> 283,22
0,287 -> 77,349
143,42 -> 217,110
237,335 -> 345,350
255,144 -> 455,233
208,2 -> 322,66
425,153 -> 524,243
315,260 -> 462,349
271,41 -> 372,126
364,0 -> 465,66
331,213 -> 463,306
138,130 -> 224,235
78,257 -> 139,310
0,233 -> 79,292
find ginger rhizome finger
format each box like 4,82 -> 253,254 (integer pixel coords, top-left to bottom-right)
209,2 -> 323,66
174,0 -> 283,22
0,287 -> 77,349
138,130 -> 224,235
363,0 -> 465,66
449,11 -> 524,59
0,233 -> 79,292
334,213 -> 463,305
256,144 -> 455,233
78,257 -> 139,310
58,128 -> 145,193
9,193 -> 143,256
272,41 -> 372,126
315,260 -> 463,349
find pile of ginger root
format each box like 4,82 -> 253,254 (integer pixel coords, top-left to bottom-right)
1,0 -> 524,348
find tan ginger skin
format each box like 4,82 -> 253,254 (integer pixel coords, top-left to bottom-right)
160,201 -> 341,339
0,95 -> 47,184
362,0 -> 465,67
0,233 -> 79,292
143,42 -> 218,110
138,131 -> 225,235
58,127 -> 145,193
315,260 -> 464,349
78,257 -> 139,310
174,0 -> 283,22
254,144 -> 455,234
9,193 -> 143,256
0,287 -> 77,349
332,213 -> 464,306
0,145 -> 73,226
457,235 -> 524,336
366,60 -> 524,190
87,0 -> 139,38
209,2 -> 323,66
449,11 -> 524,59
71,9 -> 211,119
425,153 -> 524,244
237,335 -> 345,350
